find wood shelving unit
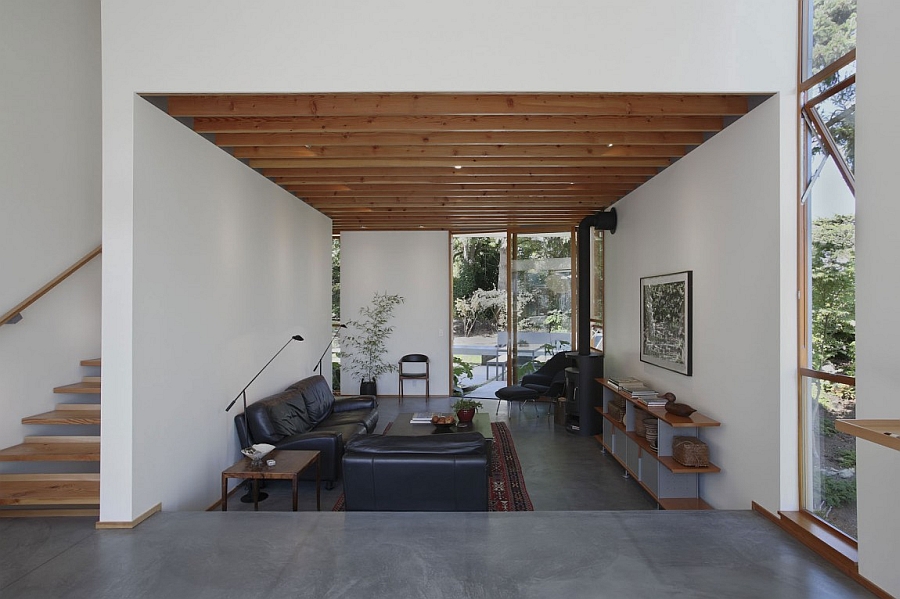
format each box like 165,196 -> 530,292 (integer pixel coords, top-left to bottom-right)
835,419 -> 900,452
595,378 -> 721,509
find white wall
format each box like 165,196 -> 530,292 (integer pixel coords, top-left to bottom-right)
604,97 -> 789,511
854,0 -> 900,594
0,0 -> 101,459
101,0 -> 797,522
101,98 -> 332,516
340,231 -> 451,396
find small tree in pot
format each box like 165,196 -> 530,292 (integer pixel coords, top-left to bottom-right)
341,291 -> 404,395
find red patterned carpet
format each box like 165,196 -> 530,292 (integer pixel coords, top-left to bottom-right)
332,421 -> 533,511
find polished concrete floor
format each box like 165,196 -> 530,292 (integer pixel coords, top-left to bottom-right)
0,396 -> 875,598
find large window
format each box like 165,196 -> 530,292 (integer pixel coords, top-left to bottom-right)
451,231 -> 573,394
799,0 -> 857,539
590,229 -> 604,351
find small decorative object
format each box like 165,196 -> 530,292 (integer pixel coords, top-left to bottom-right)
665,401 -> 697,418
672,436 -> 709,467
241,443 -> 275,467
266,459 -> 276,467
452,398 -> 483,423
640,271 -> 692,376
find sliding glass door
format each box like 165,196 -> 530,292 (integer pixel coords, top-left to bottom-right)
451,230 -> 573,395
509,232 -> 573,384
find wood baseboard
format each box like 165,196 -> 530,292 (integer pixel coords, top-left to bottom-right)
752,502 -> 893,599
95,502 -> 161,529
0,508 -> 99,518
206,484 -> 242,511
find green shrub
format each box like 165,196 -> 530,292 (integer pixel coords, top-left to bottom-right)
822,476 -> 856,508
837,449 -> 856,468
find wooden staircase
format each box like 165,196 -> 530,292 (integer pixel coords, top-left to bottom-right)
0,358 -> 101,517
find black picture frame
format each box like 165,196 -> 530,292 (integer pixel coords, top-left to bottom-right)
640,271 -> 692,376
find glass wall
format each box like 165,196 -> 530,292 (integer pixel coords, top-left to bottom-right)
450,234 -> 507,394
451,231 -> 574,395
510,232 -> 573,384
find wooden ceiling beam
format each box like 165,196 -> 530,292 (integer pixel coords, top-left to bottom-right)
214,130 -> 705,147
289,183 -> 638,194
272,175 -> 651,185
295,189 -> 628,199
250,157 -> 672,169
193,114 -> 725,134
234,144 -> 685,160
301,198 -> 617,207
261,166 -> 661,178
168,93 -> 748,117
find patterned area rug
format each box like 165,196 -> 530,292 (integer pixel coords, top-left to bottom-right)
332,421 -> 533,511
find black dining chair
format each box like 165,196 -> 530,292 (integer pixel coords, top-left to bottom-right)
398,354 -> 430,402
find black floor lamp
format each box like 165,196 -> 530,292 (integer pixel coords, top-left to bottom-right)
225,334 -> 304,503
313,323 -> 346,375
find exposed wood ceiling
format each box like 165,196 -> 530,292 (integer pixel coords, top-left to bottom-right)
165,93 -> 754,233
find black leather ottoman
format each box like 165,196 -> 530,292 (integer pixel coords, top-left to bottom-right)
494,384 -> 542,414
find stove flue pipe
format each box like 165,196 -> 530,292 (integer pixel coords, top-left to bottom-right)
577,208 -> 617,355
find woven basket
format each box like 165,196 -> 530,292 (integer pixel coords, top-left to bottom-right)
608,397 -> 626,423
672,436 -> 709,467
644,419 -> 659,451
633,408 -> 651,437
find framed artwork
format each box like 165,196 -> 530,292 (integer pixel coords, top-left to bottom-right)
640,271 -> 692,375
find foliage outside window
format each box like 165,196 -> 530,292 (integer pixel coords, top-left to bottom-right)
800,0 -> 857,539
452,232 -> 571,389
590,229 -> 603,350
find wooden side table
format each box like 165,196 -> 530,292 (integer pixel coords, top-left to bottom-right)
221,449 -> 320,511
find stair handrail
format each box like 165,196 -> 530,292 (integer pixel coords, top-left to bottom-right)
1,245 -> 102,327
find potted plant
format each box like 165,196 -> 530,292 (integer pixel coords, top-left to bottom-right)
452,398 -> 483,423
341,291 -> 404,395
452,356 -> 474,397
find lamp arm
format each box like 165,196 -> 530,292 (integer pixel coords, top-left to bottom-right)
225,335 -> 304,412
314,324 -> 347,373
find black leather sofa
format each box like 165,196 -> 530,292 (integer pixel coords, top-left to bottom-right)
342,433 -> 489,511
234,375 -> 378,488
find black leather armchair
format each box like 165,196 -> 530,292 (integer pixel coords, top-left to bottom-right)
521,351 -> 571,398
342,433 -> 489,511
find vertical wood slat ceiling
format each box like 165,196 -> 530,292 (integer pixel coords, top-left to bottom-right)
165,93 -> 752,233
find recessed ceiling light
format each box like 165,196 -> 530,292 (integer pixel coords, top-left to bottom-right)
607,143 -> 614,148
454,165 -> 462,169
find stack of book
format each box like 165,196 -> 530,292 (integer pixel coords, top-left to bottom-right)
605,376 -> 643,391
633,395 -> 669,408
607,377 -> 667,406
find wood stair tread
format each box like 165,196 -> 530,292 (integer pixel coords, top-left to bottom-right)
0,474 -> 100,506
22,409 -> 101,425
80,358 -> 101,367
53,382 -> 101,394
0,440 -> 100,462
